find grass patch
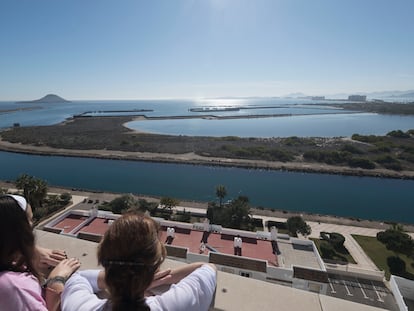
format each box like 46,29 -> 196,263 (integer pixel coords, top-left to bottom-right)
310,238 -> 356,264
352,234 -> 414,280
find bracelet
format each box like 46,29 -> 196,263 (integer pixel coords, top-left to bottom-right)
45,276 -> 66,288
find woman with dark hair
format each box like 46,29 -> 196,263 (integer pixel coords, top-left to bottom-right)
0,195 -> 81,311
62,213 -> 217,311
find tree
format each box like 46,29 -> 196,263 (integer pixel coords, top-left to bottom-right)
15,174 -> 48,210
227,196 -> 251,230
215,185 -> 227,208
387,256 -> 406,274
160,197 -> 180,211
377,228 -> 414,257
138,199 -> 158,215
320,232 -> 345,250
286,216 -> 311,237
207,195 -> 252,231
60,192 -> 72,204
109,194 -> 138,214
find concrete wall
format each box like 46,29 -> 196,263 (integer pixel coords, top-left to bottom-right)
325,264 -> 385,281
267,265 -> 293,283
390,275 -> 413,311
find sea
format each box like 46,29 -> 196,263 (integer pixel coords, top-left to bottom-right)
0,98 -> 413,224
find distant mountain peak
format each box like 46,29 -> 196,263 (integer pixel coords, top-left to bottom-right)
17,94 -> 70,103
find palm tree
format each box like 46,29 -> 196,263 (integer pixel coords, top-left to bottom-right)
215,185 -> 227,208
15,174 -> 48,210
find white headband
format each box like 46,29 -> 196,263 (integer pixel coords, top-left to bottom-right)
8,195 -> 27,211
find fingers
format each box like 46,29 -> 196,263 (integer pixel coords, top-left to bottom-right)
154,269 -> 171,281
51,257 -> 81,277
50,250 -> 67,260
39,250 -> 68,267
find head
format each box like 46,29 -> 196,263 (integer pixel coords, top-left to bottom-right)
0,195 -> 39,278
98,213 -> 166,311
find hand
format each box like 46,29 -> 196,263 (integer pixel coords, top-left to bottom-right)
48,258 -> 81,280
147,269 -> 172,290
36,246 -> 67,268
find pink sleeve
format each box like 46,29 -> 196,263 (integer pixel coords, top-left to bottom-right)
0,271 -> 47,311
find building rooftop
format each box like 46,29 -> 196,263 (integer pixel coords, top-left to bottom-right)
35,229 -> 385,311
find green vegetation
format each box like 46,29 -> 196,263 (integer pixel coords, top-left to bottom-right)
353,234 -> 414,280
377,227 -> 414,257
220,145 -> 294,162
334,102 -> 414,115
387,130 -> 411,138
311,238 -> 356,264
1,115 -> 413,174
160,197 -> 180,211
15,174 -> 48,210
286,216 -> 311,237
207,193 -> 254,231
10,174 -> 71,222
215,185 -> 227,208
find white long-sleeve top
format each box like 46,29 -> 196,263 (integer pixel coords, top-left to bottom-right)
61,264 -> 216,311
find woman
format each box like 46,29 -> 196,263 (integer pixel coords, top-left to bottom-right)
62,213 -> 217,311
0,194 -> 81,311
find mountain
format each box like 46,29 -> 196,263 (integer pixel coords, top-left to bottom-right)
391,91 -> 414,98
17,94 -> 71,103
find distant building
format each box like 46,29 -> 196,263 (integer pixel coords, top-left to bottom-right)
348,95 -> 367,101
311,96 -> 325,100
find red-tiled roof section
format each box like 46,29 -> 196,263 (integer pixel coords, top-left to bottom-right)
159,228 -> 277,267
79,217 -> 112,236
53,214 -> 88,233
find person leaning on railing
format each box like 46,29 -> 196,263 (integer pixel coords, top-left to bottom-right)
0,194 -> 81,311
61,213 -> 217,311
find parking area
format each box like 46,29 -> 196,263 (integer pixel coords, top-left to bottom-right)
327,274 -> 398,310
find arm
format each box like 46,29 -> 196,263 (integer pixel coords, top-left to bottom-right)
36,246 -> 67,268
147,264 -> 217,311
61,270 -> 107,311
44,258 -> 81,311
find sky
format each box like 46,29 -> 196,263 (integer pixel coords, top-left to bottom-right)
0,0 -> 413,100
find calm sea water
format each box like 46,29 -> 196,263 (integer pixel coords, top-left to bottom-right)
1,98 -> 413,137
0,151 -> 413,224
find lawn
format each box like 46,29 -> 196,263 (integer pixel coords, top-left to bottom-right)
352,234 -> 414,280
310,238 -> 356,264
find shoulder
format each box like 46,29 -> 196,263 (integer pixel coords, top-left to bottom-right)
0,271 -> 46,311
62,271 -> 107,311
147,264 -> 216,311
0,271 -> 41,292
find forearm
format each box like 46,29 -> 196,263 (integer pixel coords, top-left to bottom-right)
44,280 -> 65,311
168,262 -> 206,284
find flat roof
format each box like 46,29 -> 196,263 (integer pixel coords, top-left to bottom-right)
53,214 -> 88,233
78,217 -> 112,236
160,227 -> 278,267
35,229 -> 385,311
50,212 -> 322,271
278,239 -> 321,269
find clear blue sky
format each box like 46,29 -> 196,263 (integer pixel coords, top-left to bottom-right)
1,0 -> 413,100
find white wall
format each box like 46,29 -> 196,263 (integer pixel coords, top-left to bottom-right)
390,276 -> 409,311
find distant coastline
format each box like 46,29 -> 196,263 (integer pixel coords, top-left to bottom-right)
16,94 -> 70,104
0,102 -> 413,180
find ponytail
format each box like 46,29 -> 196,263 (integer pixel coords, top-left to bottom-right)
111,296 -> 149,311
